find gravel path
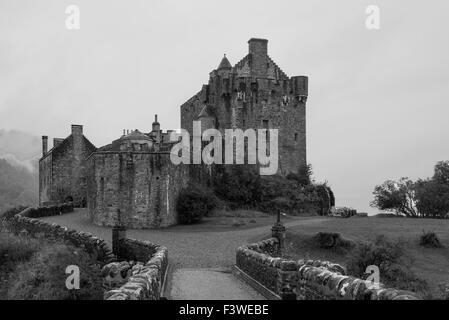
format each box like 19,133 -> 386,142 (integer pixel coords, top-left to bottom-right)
41,209 -> 327,299
41,209 -> 327,269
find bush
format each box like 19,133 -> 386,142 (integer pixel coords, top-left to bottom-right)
314,232 -> 354,251
0,205 -> 27,221
419,231 -> 442,248
0,231 -> 40,274
177,184 -> 218,224
347,235 -> 429,296
7,244 -> 103,300
330,207 -> 357,218
286,163 -> 313,186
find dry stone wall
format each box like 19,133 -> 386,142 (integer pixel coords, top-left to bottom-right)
5,205 -> 168,300
105,238 -> 168,300
236,238 -> 421,300
6,204 -> 115,265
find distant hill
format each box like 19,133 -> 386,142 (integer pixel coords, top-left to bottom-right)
0,130 -> 39,212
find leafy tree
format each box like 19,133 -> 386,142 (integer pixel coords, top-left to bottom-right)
433,160 -> 449,185
370,177 -> 418,217
414,179 -> 449,219
287,163 -> 313,186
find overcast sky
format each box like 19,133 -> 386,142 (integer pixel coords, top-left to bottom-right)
1,0 -> 449,214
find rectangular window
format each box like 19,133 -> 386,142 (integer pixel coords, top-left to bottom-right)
295,133 -> 298,141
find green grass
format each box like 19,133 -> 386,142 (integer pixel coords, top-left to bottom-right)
0,228 -> 102,300
283,216 -> 449,299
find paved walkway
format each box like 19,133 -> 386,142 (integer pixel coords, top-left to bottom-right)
41,209 -> 327,299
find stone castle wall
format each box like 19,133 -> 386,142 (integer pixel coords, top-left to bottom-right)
180,39 -> 308,175
86,151 -> 189,228
39,127 -> 96,207
236,238 -> 421,300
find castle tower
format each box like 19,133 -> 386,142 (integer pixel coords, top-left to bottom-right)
180,38 -> 308,175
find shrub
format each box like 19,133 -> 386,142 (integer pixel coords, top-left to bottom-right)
177,184 -> 218,224
330,207 -> 357,218
419,231 -> 442,248
314,232 -> 354,251
0,230 -> 40,273
286,163 -> 313,186
7,244 -> 103,300
213,165 -> 261,207
0,205 -> 27,221
347,235 -> 429,296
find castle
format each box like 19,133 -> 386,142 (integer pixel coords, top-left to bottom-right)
181,38 -> 308,175
39,38 -> 309,228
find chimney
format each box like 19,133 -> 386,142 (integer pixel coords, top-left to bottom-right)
248,38 -> 268,56
152,114 -> 160,132
42,136 -> 48,156
248,38 -> 269,78
71,124 -> 83,136
53,138 -> 64,148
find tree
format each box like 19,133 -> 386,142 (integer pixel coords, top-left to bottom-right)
415,178 -> 449,219
286,163 -> 313,186
370,177 -> 418,217
433,161 -> 449,185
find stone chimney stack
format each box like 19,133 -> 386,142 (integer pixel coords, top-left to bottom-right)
53,138 -> 64,148
42,136 -> 48,157
248,38 -> 268,78
152,114 -> 160,132
71,124 -> 83,136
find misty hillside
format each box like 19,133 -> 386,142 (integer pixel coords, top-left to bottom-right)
0,129 -> 40,212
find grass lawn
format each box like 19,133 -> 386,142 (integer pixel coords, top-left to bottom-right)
282,216 -> 449,299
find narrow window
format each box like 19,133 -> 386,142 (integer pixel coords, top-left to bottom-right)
295,133 -> 298,141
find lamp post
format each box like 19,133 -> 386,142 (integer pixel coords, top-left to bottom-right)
271,209 -> 286,256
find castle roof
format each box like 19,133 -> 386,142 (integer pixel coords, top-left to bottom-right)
217,54 -> 232,70
120,129 -> 151,141
197,105 -> 216,119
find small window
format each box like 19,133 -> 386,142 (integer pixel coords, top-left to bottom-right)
294,133 -> 298,141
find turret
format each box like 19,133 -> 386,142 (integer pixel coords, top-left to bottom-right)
291,76 -> 308,103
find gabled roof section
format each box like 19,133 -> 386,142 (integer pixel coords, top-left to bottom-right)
231,54 -> 289,80
197,105 -> 216,119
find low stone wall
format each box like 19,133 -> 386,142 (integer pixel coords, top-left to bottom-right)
6,205 -> 116,265
296,260 -> 419,300
236,238 -> 421,300
105,237 -> 168,300
236,238 -> 297,299
5,205 -> 168,300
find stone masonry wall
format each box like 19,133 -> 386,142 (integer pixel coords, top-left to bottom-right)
5,205 -> 168,300
6,205 -> 116,265
236,238 -> 297,298
105,238 -> 168,300
87,151 -> 189,228
236,238 -> 421,300
180,39 -> 308,175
